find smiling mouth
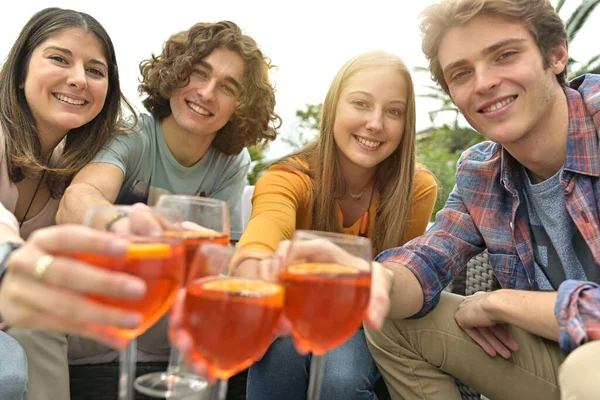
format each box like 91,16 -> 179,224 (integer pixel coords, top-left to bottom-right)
354,135 -> 382,149
187,101 -> 213,116
54,93 -> 87,106
479,96 -> 517,113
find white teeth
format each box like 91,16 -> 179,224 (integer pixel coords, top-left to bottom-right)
54,94 -> 85,105
482,96 -> 516,113
356,136 -> 381,148
187,101 -> 211,116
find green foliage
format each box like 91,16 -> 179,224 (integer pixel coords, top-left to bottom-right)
282,104 -> 322,150
247,144 -> 269,185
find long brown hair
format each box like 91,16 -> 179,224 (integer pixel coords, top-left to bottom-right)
0,7 -> 136,198
138,21 -> 281,155
420,0 -> 568,95
279,51 -> 425,255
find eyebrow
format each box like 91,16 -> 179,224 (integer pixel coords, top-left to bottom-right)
348,90 -> 406,105
442,38 -> 527,77
197,59 -> 242,91
44,46 -> 108,69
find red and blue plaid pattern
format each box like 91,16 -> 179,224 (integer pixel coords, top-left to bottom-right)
377,74 -> 600,353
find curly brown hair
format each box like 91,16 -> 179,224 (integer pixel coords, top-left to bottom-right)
138,21 -> 281,155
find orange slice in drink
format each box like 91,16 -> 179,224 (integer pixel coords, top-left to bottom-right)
288,263 -> 360,275
125,243 -> 172,260
203,278 -> 283,296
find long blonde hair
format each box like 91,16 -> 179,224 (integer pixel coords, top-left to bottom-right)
280,51 -> 423,255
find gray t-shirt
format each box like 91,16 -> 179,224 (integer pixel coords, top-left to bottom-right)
521,166 -> 599,290
93,114 -> 250,240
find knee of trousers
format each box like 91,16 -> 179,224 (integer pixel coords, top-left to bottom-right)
558,341 -> 600,400
0,333 -> 28,395
8,328 -> 68,352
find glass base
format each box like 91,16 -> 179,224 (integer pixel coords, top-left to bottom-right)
134,371 -> 208,398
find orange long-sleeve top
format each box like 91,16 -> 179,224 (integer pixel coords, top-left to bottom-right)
238,158 -> 438,254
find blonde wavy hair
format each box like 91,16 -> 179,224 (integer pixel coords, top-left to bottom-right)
280,51 -> 428,255
138,21 -> 281,155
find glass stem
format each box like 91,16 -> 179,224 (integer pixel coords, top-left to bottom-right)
119,339 -> 137,400
209,379 -> 228,400
307,354 -> 325,400
166,348 -> 182,375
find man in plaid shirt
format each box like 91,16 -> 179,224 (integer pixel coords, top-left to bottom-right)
364,1 -> 600,399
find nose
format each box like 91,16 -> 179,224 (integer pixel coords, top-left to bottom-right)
198,79 -> 217,102
67,64 -> 88,90
365,109 -> 384,133
473,65 -> 500,94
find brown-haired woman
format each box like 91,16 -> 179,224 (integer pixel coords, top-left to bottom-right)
0,7 -> 144,400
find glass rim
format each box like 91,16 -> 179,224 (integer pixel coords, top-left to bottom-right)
155,194 -> 227,207
292,229 -> 372,246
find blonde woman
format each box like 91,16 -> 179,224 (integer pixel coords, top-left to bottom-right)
236,51 -> 438,400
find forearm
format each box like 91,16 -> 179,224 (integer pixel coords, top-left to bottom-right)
383,262 -> 425,319
484,289 -> 559,341
57,183 -> 113,225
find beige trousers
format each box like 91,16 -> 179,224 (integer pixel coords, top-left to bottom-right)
8,316 -> 170,400
365,292 -> 600,400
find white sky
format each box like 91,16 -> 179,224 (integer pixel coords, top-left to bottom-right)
1,1 -> 598,158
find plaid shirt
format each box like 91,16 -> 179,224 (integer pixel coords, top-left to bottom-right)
377,74 -> 600,353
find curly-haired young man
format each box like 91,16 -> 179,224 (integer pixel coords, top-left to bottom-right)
12,21 -> 280,400
57,20 -> 280,238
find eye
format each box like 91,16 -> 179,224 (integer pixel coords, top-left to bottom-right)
498,51 -> 517,61
386,108 -> 403,117
222,84 -> 235,95
49,55 -> 67,64
451,70 -> 470,81
87,68 -> 106,77
193,69 -> 207,78
352,99 -> 369,108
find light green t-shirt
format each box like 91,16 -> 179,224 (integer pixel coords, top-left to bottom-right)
93,113 -> 250,240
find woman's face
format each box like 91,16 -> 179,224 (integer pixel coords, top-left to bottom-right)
333,66 -> 408,172
23,27 -> 109,140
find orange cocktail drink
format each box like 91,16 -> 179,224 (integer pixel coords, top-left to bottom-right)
281,263 -> 371,355
179,277 -> 283,380
76,240 -> 185,340
180,231 -> 229,281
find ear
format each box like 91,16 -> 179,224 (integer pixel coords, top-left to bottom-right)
549,39 -> 568,75
18,83 -> 24,89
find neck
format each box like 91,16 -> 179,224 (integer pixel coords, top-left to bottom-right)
336,153 -> 376,197
38,129 -> 67,159
162,115 -> 216,167
504,87 -> 569,183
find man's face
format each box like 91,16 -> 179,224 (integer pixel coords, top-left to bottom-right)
168,47 -> 245,139
438,14 -> 567,148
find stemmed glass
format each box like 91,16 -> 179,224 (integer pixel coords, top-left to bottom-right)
173,245 -> 284,400
281,230 -> 372,400
135,195 -> 230,398
79,205 -> 185,400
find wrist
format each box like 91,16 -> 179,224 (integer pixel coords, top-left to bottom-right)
482,289 -> 509,323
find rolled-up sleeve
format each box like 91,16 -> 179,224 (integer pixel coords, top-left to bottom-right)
555,279 -> 600,353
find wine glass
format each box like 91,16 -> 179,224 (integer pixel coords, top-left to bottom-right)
174,244 -> 284,400
135,195 -> 229,398
281,230 -> 372,400
79,205 -> 185,400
